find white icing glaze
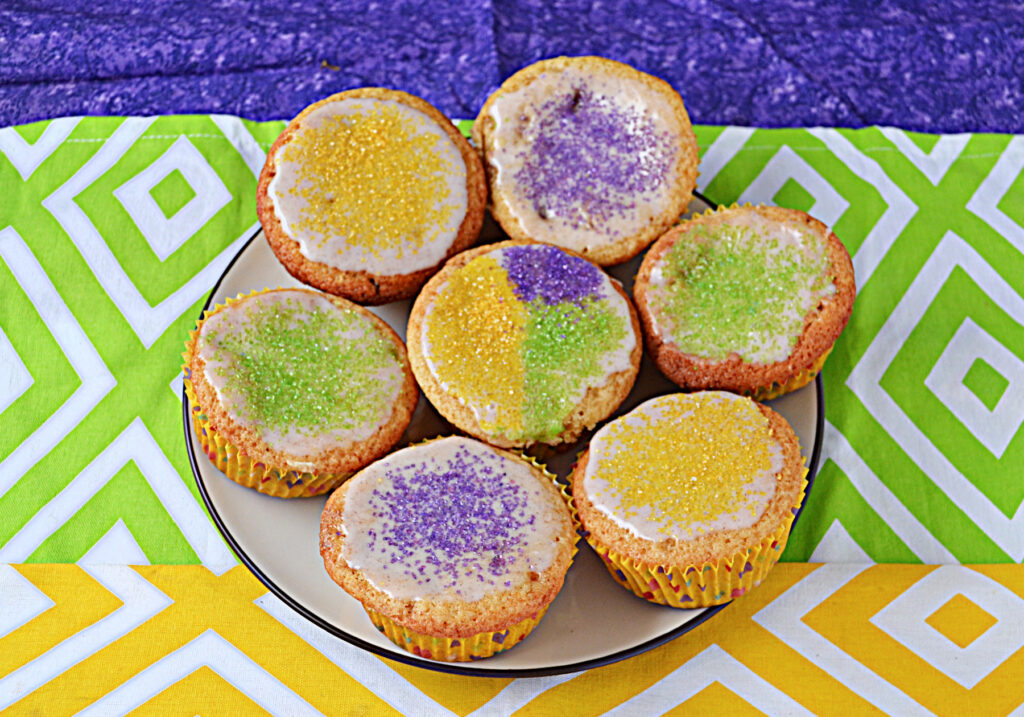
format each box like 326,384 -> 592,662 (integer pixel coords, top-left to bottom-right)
196,290 -> 403,457
268,97 -> 468,276
487,64 -> 684,252
419,244 -> 636,435
340,436 -> 568,602
647,211 -> 837,365
583,392 -> 783,541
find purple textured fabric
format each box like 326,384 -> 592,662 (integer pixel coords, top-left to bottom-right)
492,0 -> 1024,133
0,1 -> 500,123
1,0 -> 1022,132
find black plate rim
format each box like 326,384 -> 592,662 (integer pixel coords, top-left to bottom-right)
182,191 -> 825,677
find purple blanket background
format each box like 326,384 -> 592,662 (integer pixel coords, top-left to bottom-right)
1,0 -> 1022,132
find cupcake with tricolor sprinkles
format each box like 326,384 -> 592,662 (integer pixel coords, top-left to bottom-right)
473,55 -> 699,266
407,240 -> 641,449
571,391 -> 807,607
319,435 -> 576,662
183,288 -> 417,498
257,88 -> 487,305
634,205 -> 856,400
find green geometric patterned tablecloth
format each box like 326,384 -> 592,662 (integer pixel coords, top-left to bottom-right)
1,116 -> 1022,567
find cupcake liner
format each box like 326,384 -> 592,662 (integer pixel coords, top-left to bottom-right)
511,447 -> 582,561
585,469 -> 808,608
752,348 -> 832,402
182,289 -> 350,499
364,604 -> 552,662
362,439 -> 578,661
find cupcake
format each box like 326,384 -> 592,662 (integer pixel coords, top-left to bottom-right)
472,55 -> 699,266
183,288 -> 417,498
257,88 -> 487,305
571,391 -> 807,607
634,205 -> 856,400
319,435 -> 576,661
407,240 -> 641,449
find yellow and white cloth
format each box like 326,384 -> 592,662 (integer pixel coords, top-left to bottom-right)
1,116 -> 1023,714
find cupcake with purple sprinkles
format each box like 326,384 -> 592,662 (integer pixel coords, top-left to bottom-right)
319,435 -> 576,662
473,56 -> 699,266
407,240 -> 642,449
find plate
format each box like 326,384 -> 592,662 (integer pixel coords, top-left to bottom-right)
183,194 -> 823,677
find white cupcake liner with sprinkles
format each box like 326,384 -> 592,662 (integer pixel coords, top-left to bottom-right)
584,470 -> 807,608
182,289 -> 350,499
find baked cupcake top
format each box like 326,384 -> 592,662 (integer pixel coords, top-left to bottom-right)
582,392 -> 784,543
409,241 -> 640,446
331,436 -> 572,603
193,289 -> 409,467
257,88 -> 487,304
642,206 -> 838,365
266,95 -> 467,275
473,56 -> 698,265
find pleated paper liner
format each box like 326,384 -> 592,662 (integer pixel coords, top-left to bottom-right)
585,470 -> 808,608
366,604 -> 552,662
752,349 -> 831,402
361,441 -> 580,662
182,288 -> 350,499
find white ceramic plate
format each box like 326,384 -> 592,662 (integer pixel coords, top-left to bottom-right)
183,195 -> 823,676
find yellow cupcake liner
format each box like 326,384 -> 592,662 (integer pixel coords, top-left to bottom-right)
364,604 -> 552,662
751,348 -> 831,402
585,470 -> 808,608
182,289 -> 349,499
362,438 -> 579,662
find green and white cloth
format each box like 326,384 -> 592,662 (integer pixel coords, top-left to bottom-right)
1,116 -> 1022,566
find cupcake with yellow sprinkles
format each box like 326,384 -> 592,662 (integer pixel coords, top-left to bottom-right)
634,204 -> 855,400
257,88 -> 487,305
570,391 -> 807,607
184,288 -> 418,498
407,240 -> 642,449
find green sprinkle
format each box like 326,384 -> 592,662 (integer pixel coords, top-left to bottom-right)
207,296 -> 399,436
658,222 -> 831,363
521,297 -> 627,441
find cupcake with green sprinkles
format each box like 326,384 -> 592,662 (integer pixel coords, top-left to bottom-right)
634,204 -> 856,400
571,391 -> 807,608
183,287 -> 417,498
319,435 -> 577,662
407,240 -> 642,449
472,55 -> 699,266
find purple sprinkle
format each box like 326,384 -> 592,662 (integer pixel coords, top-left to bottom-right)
502,244 -> 603,305
366,445 -> 533,591
512,87 -> 674,233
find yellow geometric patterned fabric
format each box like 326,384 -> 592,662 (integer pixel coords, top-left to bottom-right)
3,564 -> 1022,715
3,115 -> 1024,714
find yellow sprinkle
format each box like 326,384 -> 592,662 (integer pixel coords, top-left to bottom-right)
281,100 -> 457,257
595,394 -> 772,534
425,256 -> 526,435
